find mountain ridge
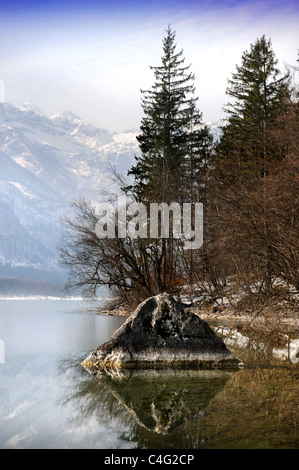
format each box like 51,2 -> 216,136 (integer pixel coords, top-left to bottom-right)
0,102 -> 139,294
0,101 -> 222,295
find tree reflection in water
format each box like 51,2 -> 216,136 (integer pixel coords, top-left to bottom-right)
56,355 -> 235,448
55,326 -> 299,450
56,355 -> 135,432
87,368 -> 234,435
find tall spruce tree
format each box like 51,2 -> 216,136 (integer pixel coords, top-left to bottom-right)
208,38 -> 296,307
219,35 -> 291,177
183,97 -> 213,203
128,26 -> 212,203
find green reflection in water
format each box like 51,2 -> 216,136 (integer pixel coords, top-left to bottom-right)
59,356 -> 299,449
89,369 -> 234,435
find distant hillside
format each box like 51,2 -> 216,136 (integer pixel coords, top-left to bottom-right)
0,102 -> 138,293
0,101 -> 222,295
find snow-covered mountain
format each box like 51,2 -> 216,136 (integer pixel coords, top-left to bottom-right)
206,120 -> 225,142
0,101 -> 222,295
0,102 -> 138,294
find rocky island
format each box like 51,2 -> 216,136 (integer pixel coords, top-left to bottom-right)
82,293 -> 243,372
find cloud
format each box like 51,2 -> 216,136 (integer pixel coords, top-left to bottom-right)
0,0 -> 298,131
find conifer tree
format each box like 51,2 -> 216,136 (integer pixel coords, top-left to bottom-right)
128,26 -> 212,203
219,35 -> 291,177
183,97 -> 213,203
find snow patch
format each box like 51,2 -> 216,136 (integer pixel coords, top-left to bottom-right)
8,181 -> 38,200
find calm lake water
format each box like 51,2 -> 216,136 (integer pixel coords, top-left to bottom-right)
0,299 -> 298,449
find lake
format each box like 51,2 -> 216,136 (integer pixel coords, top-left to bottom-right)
0,298 -> 298,449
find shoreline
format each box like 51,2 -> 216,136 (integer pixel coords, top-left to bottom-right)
99,303 -> 299,336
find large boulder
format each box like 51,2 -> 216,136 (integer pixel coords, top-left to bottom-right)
82,293 -> 243,371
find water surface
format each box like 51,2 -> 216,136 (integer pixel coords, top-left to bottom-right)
0,299 -> 298,449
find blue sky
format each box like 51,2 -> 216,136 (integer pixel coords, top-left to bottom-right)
0,0 -> 298,131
